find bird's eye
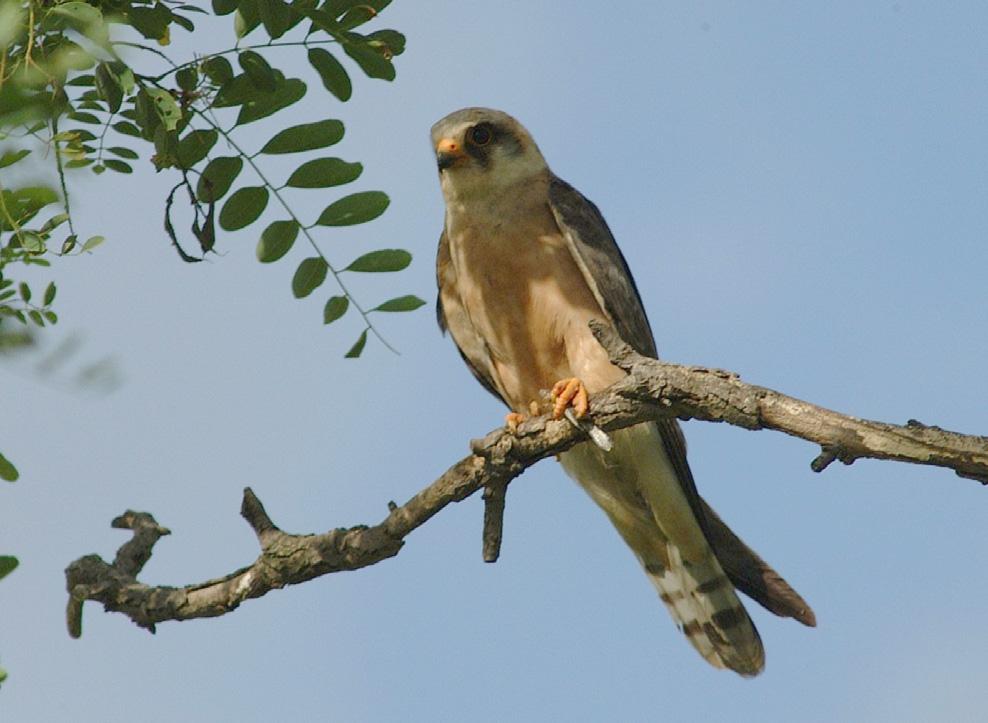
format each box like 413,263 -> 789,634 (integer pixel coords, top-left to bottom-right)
469,125 -> 493,146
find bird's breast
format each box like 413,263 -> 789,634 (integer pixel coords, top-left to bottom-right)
444,199 -> 622,410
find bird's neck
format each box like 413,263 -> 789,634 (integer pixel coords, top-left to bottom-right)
441,170 -> 550,220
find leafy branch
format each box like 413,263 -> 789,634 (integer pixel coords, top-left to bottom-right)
0,0 -> 422,646
1,0 -> 419,361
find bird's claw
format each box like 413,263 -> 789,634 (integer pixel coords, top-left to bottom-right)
551,377 -> 589,419
505,412 -> 526,433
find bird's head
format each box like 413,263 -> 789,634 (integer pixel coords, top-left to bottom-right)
431,107 -> 548,200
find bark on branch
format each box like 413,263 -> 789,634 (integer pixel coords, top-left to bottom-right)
64,321 -> 988,635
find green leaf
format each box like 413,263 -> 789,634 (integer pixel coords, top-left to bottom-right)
143,88 -> 181,131
291,257 -> 328,298
16,186 -> 61,209
171,12 -> 194,32
82,235 -> 105,251
234,0 -> 261,38
18,283 -> 30,302
66,74 -> 95,87
373,295 -> 425,312
175,129 -> 218,169
43,282 -> 57,305
212,73 -> 255,108
259,119 -> 344,154
134,90 -> 160,138
28,310 -> 44,326
346,249 -> 411,273
304,6 -> 343,34
103,159 -> 133,174
239,50 -> 277,92
39,213 -> 70,232
344,328 -> 368,358
151,127 -> 179,169
0,187 -> 58,230
285,158 -> 361,188
212,0 -> 238,15
94,62 -> 123,112
63,128 -> 97,142
107,146 -> 138,160
256,220 -> 298,262
49,2 -> 108,45
236,78 -> 305,125
18,231 -> 45,253
316,191 -> 389,226
219,186 -> 269,230
338,5 -> 376,30
176,67 -> 198,92
202,56 -> 234,85
127,4 -> 171,41
0,149 -> 30,169
322,0 -> 392,19
366,29 -> 406,57
196,156 -> 243,202
343,38 -> 395,81
43,310 -> 58,324
257,0 -> 293,39
0,556 -> 18,577
113,120 -> 141,137
307,48 -> 352,101
323,295 -> 349,324
68,111 -> 100,124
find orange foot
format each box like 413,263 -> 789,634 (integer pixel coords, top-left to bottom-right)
505,412 -> 526,433
551,377 -> 589,419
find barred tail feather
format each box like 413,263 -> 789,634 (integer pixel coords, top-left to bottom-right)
642,543 -> 764,675
559,423 -> 765,677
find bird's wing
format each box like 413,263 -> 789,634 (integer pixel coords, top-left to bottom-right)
436,229 -> 509,404
548,175 -> 815,630
546,174 -> 710,532
699,497 -> 817,627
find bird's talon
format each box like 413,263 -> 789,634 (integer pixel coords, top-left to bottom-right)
505,412 -> 526,433
550,377 -> 589,419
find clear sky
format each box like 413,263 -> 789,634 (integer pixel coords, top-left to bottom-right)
3,2 -> 988,721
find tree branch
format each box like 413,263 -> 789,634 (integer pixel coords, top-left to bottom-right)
65,321 -> 988,635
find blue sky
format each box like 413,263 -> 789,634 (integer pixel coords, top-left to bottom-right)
3,2 -> 988,721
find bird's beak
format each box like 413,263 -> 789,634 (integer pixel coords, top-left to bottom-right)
435,137 -> 465,171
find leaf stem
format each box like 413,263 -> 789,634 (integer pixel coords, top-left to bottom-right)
173,96 -> 398,354
50,115 -> 78,239
141,39 -> 343,82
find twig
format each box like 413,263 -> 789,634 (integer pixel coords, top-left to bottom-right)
482,481 -> 508,562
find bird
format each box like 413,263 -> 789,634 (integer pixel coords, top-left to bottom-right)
432,107 -> 815,676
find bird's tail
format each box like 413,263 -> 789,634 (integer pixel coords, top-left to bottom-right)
639,537 -> 764,675
559,423 -> 765,676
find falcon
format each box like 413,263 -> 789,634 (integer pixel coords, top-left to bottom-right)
432,107 -> 815,676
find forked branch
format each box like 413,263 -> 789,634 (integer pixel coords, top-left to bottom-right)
65,321 -> 988,635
